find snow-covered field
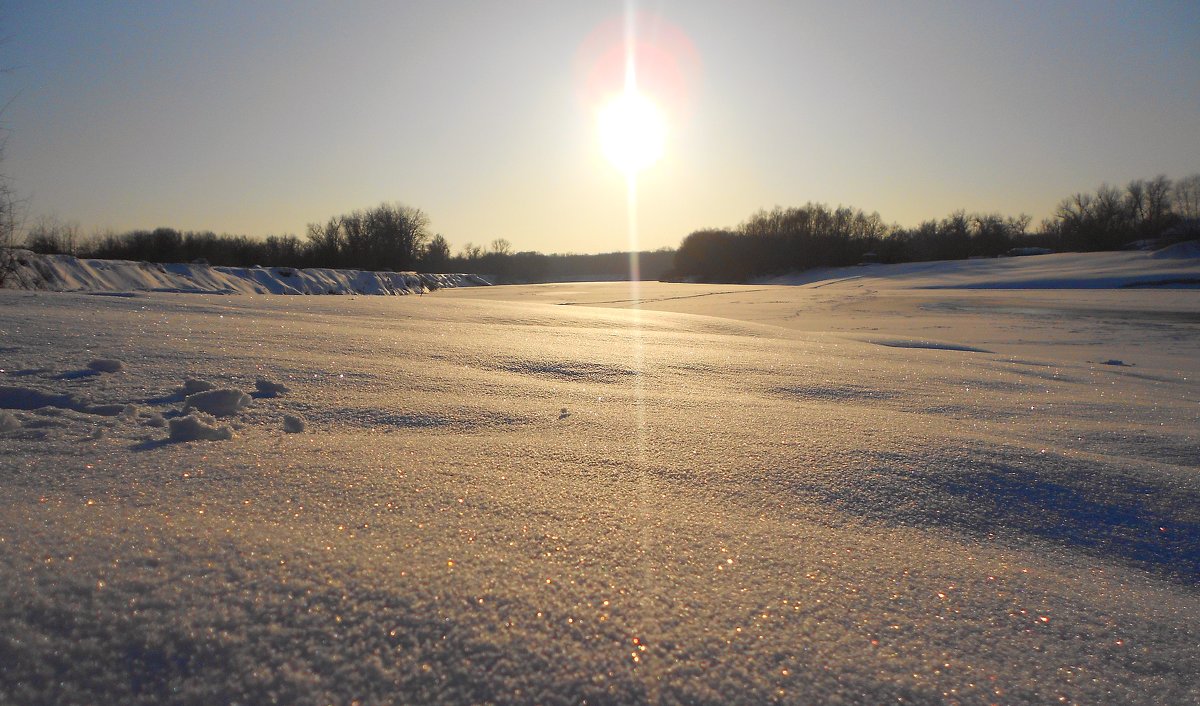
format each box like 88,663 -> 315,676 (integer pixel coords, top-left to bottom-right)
1,250 -> 1198,704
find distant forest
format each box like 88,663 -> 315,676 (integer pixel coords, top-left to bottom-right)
16,202 -> 676,283
672,174 -> 1199,281
12,174 -> 1200,284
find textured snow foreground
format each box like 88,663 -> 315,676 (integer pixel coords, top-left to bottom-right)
1,253 -> 1198,704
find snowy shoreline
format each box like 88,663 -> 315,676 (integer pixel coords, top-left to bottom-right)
3,243 -> 1198,297
0,249 -> 490,295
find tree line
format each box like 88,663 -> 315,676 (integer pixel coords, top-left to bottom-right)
12,203 -> 678,282
21,203 -> 439,272
670,174 -> 1200,281
8,174 -> 1199,285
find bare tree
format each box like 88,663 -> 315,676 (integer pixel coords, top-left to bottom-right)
25,214 -> 80,255
421,234 -> 451,271
1144,175 -> 1174,227
489,238 -> 513,256
0,131 -> 30,286
1173,174 -> 1200,220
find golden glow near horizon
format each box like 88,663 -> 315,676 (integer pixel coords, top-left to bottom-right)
597,90 -> 667,175
6,5 -> 1199,254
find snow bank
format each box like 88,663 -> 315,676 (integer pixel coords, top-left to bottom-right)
758,244 -> 1200,289
1151,239 -> 1200,259
0,250 -> 490,295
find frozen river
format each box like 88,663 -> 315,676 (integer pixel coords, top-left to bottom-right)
1,268 -> 1198,703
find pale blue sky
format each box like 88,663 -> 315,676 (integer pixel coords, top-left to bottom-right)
3,1 -> 1198,254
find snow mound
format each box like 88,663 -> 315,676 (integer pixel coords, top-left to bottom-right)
182,378 -> 216,394
282,414 -> 305,433
1150,240 -> 1200,259
86,358 -> 124,373
0,410 -> 20,432
184,388 -> 252,416
0,250 -> 489,295
255,378 -> 290,397
168,413 -> 233,442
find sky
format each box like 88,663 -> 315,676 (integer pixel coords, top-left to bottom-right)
2,1 -> 1198,255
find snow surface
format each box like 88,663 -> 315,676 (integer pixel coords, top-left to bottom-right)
1,250 -> 489,295
757,247 -> 1200,290
1,252 -> 1198,704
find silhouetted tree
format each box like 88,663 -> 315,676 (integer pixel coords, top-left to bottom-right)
460,242 -> 484,260
1174,174 -> 1200,220
489,238 -> 513,256
420,234 -> 452,272
24,215 -> 80,255
301,202 -> 429,271
0,133 -> 24,286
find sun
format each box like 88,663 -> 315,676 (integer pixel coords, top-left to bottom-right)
598,90 -> 666,174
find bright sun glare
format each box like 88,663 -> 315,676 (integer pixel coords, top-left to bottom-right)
598,91 -> 666,174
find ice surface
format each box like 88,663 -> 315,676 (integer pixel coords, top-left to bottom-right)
1,253 -> 1198,703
